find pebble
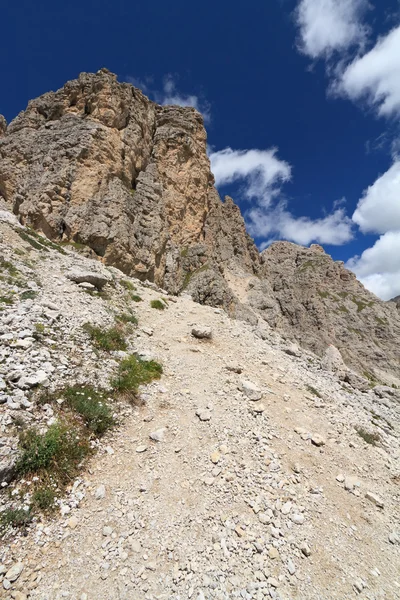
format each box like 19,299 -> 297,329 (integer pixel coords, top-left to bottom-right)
365,491 -> 384,508
311,434 -> 326,447
95,484 -> 106,500
136,445 -> 148,453
67,516 -> 78,529
210,451 -> 221,464
5,563 -> 24,582
241,380 -> 262,401
149,428 -> 166,442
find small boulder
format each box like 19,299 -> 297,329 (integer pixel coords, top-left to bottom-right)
311,434 -> 326,447
5,562 -> 23,582
191,325 -> 212,340
67,269 -> 111,290
322,345 -> 346,373
241,380 -> 262,401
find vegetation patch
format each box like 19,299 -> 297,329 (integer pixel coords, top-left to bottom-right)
16,421 -> 90,481
355,427 -> 380,446
0,508 -> 32,532
150,299 -> 166,310
351,296 -> 374,313
375,316 -> 387,326
60,386 -> 115,436
130,294 -> 142,302
115,313 -> 138,326
317,290 -> 329,299
20,289 -> 39,300
121,279 -> 136,291
82,323 -> 127,352
31,486 -> 56,511
0,295 -> 14,306
305,384 -> 322,398
111,354 -> 163,401
338,305 -> 349,313
181,263 -> 210,291
0,258 -> 19,278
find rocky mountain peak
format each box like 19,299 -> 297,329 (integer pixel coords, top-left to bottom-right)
1,70 -> 400,383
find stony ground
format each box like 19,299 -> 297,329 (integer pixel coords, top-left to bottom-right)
0,212 -> 399,600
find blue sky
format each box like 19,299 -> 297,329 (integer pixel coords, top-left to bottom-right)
1,0 -> 400,299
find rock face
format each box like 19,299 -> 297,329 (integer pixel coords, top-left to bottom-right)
1,69 -> 400,382
260,242 -> 400,381
390,295 -> 400,309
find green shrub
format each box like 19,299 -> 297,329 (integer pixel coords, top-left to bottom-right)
82,323 -> 127,351
0,508 -> 32,532
121,279 -> 135,291
355,427 -> 380,446
16,422 -> 90,482
111,355 -> 163,400
306,384 -> 322,398
0,295 -> 14,305
116,313 -> 138,326
150,299 -> 166,310
131,294 -> 142,302
61,386 -> 115,436
20,290 -> 38,300
0,259 -> 19,277
31,486 -> 55,511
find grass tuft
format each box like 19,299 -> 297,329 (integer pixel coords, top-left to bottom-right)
61,386 -> 115,436
121,279 -> 136,291
20,290 -> 38,300
150,299 -> 166,310
130,294 -> 142,302
0,508 -> 32,532
83,323 -> 127,352
306,384 -> 322,398
31,486 -> 55,511
111,355 -> 162,401
355,427 -> 380,446
16,422 -> 90,482
115,313 -> 138,326
0,295 -> 14,306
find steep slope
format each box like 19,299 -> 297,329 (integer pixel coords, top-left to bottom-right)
0,210 -> 399,600
1,69 -> 400,383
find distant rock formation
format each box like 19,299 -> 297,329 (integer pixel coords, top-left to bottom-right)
1,69 -> 400,383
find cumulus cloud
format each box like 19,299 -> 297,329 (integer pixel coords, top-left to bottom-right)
352,159 -> 400,233
346,231 -> 400,299
295,0 -> 369,59
338,26 -> 400,117
209,148 -> 291,205
209,146 -> 353,246
247,205 -> 353,246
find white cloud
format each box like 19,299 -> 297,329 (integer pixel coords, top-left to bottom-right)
352,159 -> 400,233
295,0 -> 369,59
209,147 -> 291,205
210,146 -> 353,246
346,231 -> 400,299
247,205 -> 353,246
339,26 -> 400,117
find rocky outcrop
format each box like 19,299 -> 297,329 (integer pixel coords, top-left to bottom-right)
1,70 -> 400,383
390,295 -> 400,309
260,242 -> 400,381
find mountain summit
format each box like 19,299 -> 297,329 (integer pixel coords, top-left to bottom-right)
1,69 -> 399,383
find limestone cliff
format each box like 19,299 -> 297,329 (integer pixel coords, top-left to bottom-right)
1,69 -> 400,382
